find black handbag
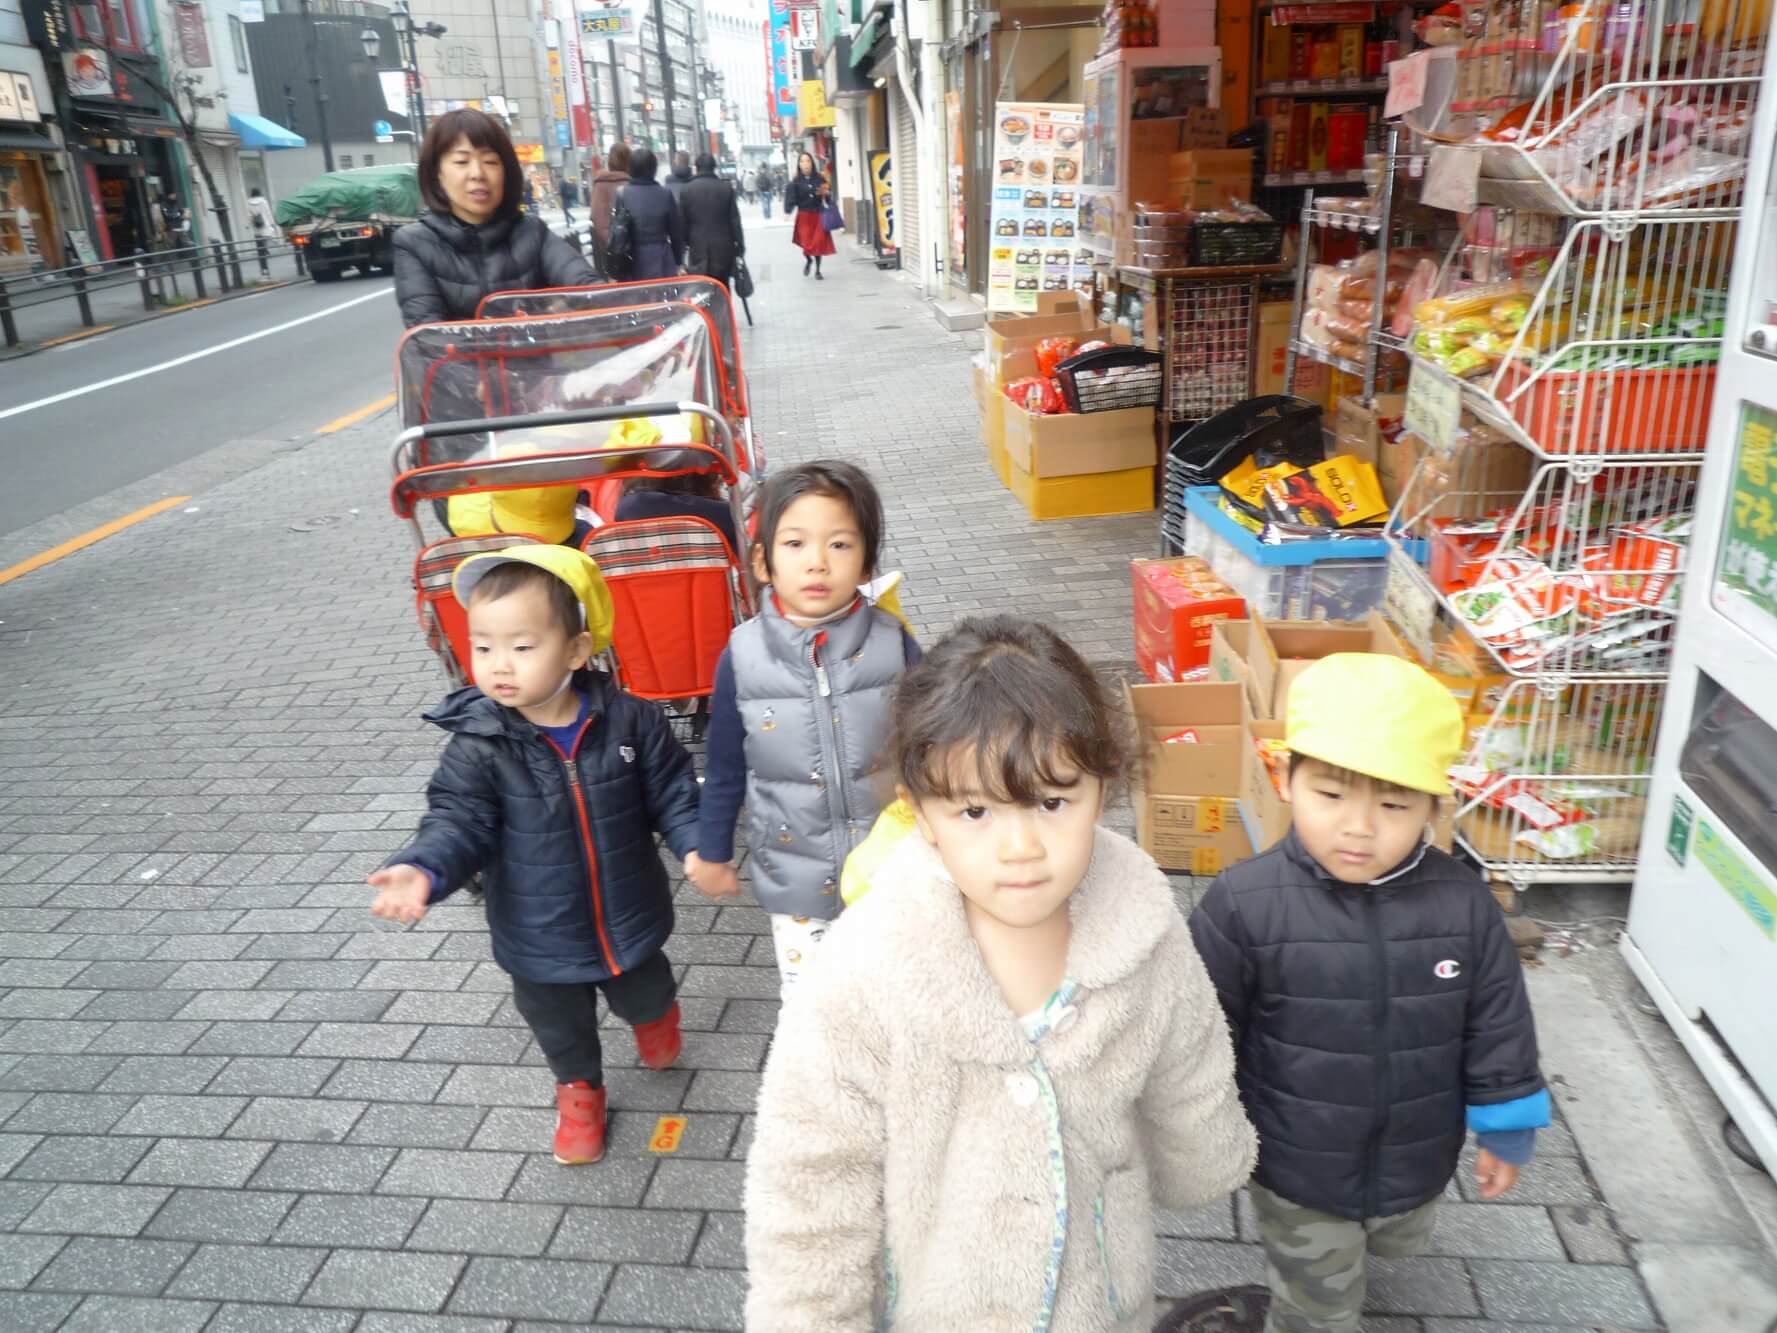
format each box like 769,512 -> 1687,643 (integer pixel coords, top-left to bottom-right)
732,255 -> 754,299
603,192 -> 637,280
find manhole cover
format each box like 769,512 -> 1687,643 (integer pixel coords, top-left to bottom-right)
288,514 -> 345,533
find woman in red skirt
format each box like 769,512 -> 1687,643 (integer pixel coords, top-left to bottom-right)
785,151 -> 837,280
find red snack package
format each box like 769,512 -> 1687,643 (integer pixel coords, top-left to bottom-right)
1035,336 -> 1080,377
1162,728 -> 1202,744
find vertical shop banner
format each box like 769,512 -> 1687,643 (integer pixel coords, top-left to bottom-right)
790,7 -> 817,50
986,102 -> 1084,313
561,11 -> 593,145
544,19 -> 572,150
769,0 -> 797,124
945,90 -> 965,278
175,2 -> 212,68
798,80 -> 835,129
1717,402 -> 1777,651
869,149 -> 894,249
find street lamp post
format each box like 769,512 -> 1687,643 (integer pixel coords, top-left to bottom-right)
390,1 -> 448,141
297,0 -> 334,172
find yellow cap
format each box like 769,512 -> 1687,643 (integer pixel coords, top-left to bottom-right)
840,799 -> 919,907
444,439 -> 579,545
1285,654 -> 1463,796
452,545 -> 615,656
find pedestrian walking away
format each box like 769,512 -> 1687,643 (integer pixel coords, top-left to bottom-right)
663,149 -> 694,213
755,165 -> 775,219
246,186 -> 276,278
368,548 -> 723,1167
588,142 -> 631,279
558,172 -> 577,225
682,152 -> 745,291
1189,653 -> 1550,1333
617,147 -> 686,281
785,151 -> 835,278
744,616 -> 1256,1330
390,108 -> 594,327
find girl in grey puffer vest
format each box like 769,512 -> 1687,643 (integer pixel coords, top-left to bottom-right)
687,463 -> 919,984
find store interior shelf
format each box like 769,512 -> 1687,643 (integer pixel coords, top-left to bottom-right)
1303,206 -> 1387,232
1290,337 -> 1374,379
1463,156 -> 1748,221
1380,533 -> 1675,684
1401,353 -> 1711,465
1257,78 -> 1389,97
1264,170 -> 1367,189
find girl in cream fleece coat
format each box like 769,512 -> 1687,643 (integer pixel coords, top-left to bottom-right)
744,616 -> 1257,1332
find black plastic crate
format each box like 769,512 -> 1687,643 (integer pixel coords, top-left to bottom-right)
1187,222 -> 1284,267
1054,346 -> 1163,414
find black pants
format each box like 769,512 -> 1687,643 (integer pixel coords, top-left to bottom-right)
509,950 -> 677,1088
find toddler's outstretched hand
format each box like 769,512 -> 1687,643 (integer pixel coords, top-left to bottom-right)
368,865 -> 432,925
1475,1148 -> 1519,1200
684,852 -> 741,901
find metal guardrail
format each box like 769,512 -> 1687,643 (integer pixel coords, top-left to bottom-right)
0,235 -> 307,349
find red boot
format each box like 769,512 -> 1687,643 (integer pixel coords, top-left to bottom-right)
553,1081 -> 606,1165
632,1003 -> 683,1071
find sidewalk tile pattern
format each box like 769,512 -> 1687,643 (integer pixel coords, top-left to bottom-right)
0,237 -> 1664,1328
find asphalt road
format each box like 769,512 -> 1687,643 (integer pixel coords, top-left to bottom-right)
0,273 -> 401,539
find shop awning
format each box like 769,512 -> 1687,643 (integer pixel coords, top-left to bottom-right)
849,9 -> 887,68
229,112 -> 305,150
0,131 -> 58,153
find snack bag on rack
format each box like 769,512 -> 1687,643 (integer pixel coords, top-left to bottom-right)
1260,455 -> 1389,529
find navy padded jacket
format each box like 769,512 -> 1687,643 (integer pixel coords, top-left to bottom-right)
388,670 -> 700,984
1188,831 -> 1545,1221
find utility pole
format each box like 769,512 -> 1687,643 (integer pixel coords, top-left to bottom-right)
651,0 -> 675,154
606,40 -> 625,141
284,83 -> 298,135
297,0 -> 335,171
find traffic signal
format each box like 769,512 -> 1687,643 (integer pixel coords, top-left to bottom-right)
643,99 -> 655,114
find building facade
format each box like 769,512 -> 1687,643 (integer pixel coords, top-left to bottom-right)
2,0 -> 69,270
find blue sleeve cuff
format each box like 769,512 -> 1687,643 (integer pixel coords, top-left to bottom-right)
1476,1128 -> 1537,1166
1466,1087 -> 1552,1135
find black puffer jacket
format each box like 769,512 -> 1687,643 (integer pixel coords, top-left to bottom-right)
388,670 -> 700,983
1188,832 -> 1544,1220
392,209 -> 595,327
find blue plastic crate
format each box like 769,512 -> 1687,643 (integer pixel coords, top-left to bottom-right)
1181,487 -> 1418,622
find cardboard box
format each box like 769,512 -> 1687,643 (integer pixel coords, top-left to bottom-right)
1178,107 -> 1229,149
1126,680 -> 1258,873
975,364 -> 1011,488
1209,619 -> 1276,720
1210,612 -> 1409,720
1132,557 -> 1247,684
1381,431 -> 1536,519
1004,403 -> 1155,479
1005,457 -> 1154,521
983,297 -> 1098,382
1334,392 -> 1406,476
1167,149 -> 1253,210
1255,302 -> 1293,397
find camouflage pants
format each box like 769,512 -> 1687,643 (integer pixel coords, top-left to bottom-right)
1249,1183 -> 1440,1333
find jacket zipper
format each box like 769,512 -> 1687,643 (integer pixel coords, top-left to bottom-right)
810,639 -> 854,879
1363,890 -> 1390,1217
543,722 -> 621,976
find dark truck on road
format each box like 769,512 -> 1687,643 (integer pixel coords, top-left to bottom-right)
275,163 -> 419,283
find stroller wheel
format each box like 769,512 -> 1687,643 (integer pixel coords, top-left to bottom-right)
1153,1286 -> 1270,1333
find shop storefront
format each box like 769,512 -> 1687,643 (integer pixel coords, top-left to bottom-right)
0,49 -> 66,273
963,0 -> 1776,922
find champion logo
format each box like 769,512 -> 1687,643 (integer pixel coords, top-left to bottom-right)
1434,959 -> 1461,980
619,746 -> 636,764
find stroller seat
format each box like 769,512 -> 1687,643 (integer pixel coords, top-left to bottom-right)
581,516 -> 751,702
414,532 -> 548,685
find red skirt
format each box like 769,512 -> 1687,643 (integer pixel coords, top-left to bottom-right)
793,209 -> 837,258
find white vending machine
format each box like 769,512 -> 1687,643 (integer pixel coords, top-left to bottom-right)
1624,51 -> 1777,1175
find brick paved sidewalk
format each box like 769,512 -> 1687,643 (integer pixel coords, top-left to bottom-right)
0,236 -> 1710,1331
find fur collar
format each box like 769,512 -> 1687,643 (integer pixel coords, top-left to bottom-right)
848,825 -> 1179,1070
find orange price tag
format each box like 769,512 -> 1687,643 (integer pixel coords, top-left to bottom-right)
650,1116 -> 688,1153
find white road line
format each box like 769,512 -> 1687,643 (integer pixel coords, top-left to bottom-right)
0,285 -> 394,423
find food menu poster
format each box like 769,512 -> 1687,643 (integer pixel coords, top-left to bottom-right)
987,102 -> 1086,314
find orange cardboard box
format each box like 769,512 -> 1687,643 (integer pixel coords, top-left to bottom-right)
1132,557 -> 1247,684
1126,679 -> 1259,873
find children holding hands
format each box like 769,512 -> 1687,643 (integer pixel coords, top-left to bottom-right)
686,460 -> 920,983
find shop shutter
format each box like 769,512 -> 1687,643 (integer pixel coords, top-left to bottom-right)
890,80 -> 921,279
